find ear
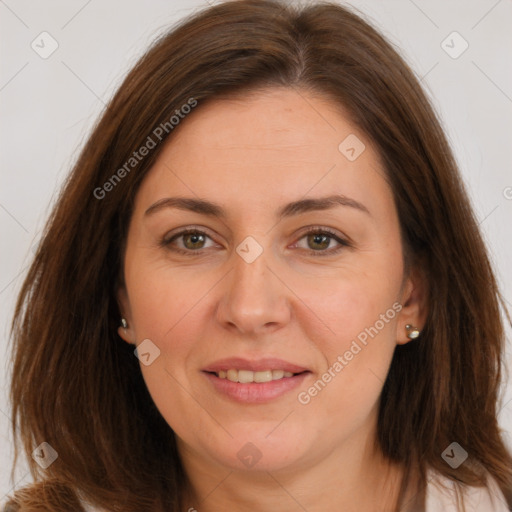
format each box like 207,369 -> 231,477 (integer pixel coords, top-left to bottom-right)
116,285 -> 136,344
396,266 -> 428,345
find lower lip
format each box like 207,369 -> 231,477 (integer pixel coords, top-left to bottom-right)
202,371 -> 311,404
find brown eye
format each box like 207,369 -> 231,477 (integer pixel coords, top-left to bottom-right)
182,232 -> 207,250
306,233 -> 332,251
294,228 -> 350,256
161,229 -> 216,255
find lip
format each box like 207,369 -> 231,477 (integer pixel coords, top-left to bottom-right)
202,357 -> 312,404
202,357 -> 310,374
202,371 -> 311,404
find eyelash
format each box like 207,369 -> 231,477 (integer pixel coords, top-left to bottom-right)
160,226 -> 351,257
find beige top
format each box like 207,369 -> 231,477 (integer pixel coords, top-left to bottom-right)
425,469 -> 509,511
79,470 -> 510,511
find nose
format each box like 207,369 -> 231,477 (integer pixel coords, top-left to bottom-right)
215,242 -> 291,335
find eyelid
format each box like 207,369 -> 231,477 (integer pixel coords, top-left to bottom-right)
293,225 -> 350,243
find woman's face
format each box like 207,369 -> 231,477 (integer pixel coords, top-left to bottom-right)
118,87 -> 424,474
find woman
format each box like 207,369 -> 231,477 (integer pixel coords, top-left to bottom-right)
4,0 -> 512,511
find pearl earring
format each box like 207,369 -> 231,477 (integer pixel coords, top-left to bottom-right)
405,324 -> 420,339
121,318 -> 128,329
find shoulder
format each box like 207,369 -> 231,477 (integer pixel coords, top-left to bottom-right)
425,468 -> 510,512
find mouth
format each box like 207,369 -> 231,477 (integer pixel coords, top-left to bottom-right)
201,358 -> 312,403
206,368 -> 308,383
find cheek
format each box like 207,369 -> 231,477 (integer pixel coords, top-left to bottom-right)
125,257 -> 216,341
293,261 -> 401,424
298,257 -> 401,356
125,264 -> 214,432
123,259 -> 213,407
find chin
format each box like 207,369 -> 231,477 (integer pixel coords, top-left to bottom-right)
204,429 -> 309,473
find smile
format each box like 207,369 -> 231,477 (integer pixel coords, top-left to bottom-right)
215,369 -> 297,383
202,370 -> 311,403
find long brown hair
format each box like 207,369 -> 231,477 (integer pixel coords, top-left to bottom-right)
4,1 -> 512,510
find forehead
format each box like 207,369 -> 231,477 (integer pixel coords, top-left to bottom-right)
133,87 -> 392,219
167,87 -> 360,161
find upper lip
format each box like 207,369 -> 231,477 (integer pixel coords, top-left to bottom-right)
202,357 -> 310,374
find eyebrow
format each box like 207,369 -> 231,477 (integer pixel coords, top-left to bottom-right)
144,194 -> 370,219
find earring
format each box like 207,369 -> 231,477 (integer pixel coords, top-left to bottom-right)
405,324 -> 420,339
121,318 -> 128,329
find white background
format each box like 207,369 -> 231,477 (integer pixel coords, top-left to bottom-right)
1,0 -> 511,502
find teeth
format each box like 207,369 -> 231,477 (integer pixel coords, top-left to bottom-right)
272,369 -> 284,380
238,370 -> 254,383
254,370 -> 272,383
216,369 -> 296,383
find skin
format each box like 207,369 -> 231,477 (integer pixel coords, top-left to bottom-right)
117,87 -> 427,511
